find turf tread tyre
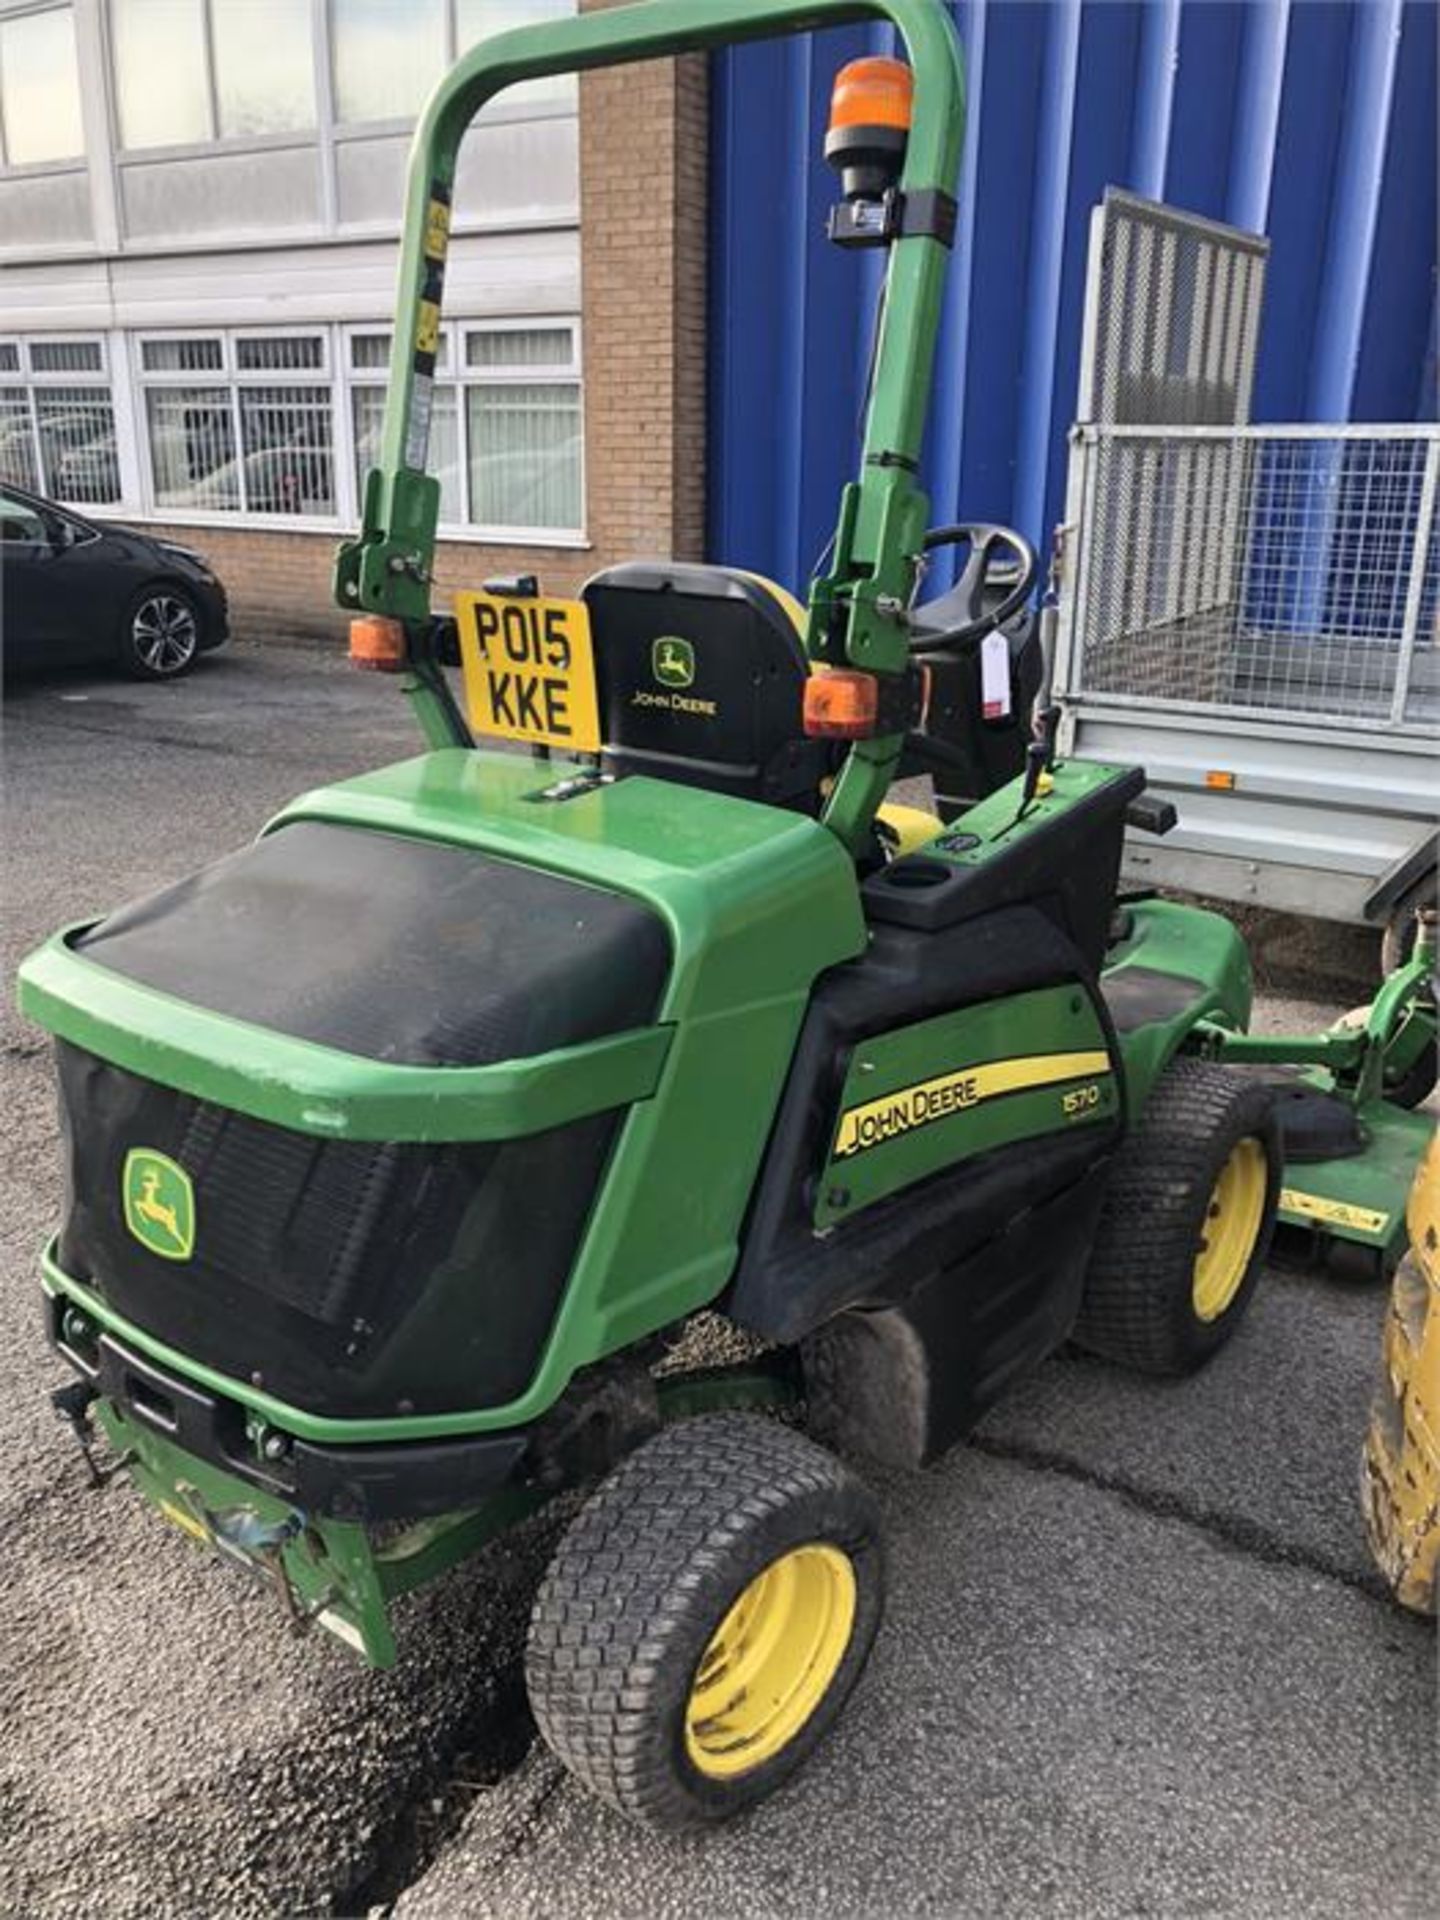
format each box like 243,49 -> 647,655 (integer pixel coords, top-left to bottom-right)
1073,1056 -> 1279,1375
525,1411 -> 882,1830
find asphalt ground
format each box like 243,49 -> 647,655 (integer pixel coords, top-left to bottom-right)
2,645 -> 1435,1918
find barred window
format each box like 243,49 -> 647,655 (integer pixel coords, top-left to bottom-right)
0,338 -> 119,506
138,330 -> 335,517
346,321 -> 581,536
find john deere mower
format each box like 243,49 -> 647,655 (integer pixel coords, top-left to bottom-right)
19,0 -> 1437,1832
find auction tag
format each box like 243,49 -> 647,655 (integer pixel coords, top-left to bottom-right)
980,629 -> 1011,720
454,591 -> 602,754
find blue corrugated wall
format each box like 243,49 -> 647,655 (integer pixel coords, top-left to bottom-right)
707,0 -> 1438,589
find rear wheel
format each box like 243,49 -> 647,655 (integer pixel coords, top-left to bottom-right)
1074,1057 -> 1280,1374
121,585 -> 201,679
525,1412 -> 883,1830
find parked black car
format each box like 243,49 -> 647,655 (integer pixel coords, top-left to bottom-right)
1,484 -> 228,679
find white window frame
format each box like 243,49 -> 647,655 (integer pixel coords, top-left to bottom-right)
0,320 -> 587,541
105,0 -> 322,158
133,325 -> 339,529
0,1 -> 88,176
328,0 -> 578,138
343,315 -> 586,545
0,330 -> 126,508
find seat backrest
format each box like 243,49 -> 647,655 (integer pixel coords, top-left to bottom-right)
582,561 -> 830,810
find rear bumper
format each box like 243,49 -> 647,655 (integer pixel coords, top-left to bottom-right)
45,1274 -> 527,1524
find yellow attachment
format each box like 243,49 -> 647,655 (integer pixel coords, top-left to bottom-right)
876,801 -> 943,856
1192,1137 -> 1268,1321
1364,1134 -> 1440,1614
684,1543 -> 856,1779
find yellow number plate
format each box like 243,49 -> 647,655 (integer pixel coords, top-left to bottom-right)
454,591 -> 602,754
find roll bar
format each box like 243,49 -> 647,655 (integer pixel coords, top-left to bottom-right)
334,0 -> 966,853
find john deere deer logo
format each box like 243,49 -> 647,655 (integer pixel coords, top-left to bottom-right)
123,1150 -> 195,1261
652,636 -> 695,690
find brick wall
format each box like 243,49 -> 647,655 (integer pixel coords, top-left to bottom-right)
146,522 -> 597,650
180,5 -> 709,650
578,0 -> 708,564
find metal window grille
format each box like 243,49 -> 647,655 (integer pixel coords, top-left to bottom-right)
138,330 -> 334,518
236,335 -> 326,374
29,340 -> 105,376
146,384 -> 239,511
0,343 -> 21,374
0,386 -> 40,491
1063,426 -> 1440,735
142,338 -> 224,374
237,385 -> 334,514
0,335 -> 119,506
34,387 -> 120,503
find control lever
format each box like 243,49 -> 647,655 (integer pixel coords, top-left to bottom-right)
1015,702 -> 1061,819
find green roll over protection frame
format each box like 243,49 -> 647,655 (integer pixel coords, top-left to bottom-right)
333,0 -> 967,857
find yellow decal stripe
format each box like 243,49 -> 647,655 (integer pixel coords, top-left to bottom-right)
1280,1187 -> 1390,1235
833,1050 -> 1112,1160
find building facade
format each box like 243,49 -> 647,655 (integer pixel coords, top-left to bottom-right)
0,0 -> 705,638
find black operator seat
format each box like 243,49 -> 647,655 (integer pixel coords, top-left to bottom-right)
582,561 -> 831,811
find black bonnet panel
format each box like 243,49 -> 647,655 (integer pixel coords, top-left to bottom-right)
73,819 -> 670,1067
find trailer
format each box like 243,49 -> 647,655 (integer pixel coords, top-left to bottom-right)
1052,194 -> 1438,961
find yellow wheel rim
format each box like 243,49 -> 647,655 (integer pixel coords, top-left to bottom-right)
684,1543 -> 857,1779
1192,1137 -> 1268,1322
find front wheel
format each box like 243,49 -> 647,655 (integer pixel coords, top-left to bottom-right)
525,1412 -> 883,1830
121,585 -> 201,679
1073,1057 -> 1281,1374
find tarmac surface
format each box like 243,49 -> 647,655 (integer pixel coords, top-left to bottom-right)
3,645 -> 1435,1917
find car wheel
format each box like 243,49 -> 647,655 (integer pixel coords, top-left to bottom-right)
121,586 -> 201,679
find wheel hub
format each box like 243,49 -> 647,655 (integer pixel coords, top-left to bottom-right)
134,596 -> 198,673
684,1542 -> 856,1779
1192,1137 -> 1267,1321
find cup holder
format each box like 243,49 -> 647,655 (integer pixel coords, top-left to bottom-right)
883,858 -> 953,890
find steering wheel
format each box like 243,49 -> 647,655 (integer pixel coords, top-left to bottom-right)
908,522 -> 1038,652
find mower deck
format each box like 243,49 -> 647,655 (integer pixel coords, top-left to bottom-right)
1277,1088 -> 1432,1267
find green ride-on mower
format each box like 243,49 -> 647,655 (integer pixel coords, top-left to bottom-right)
19,0 -> 1437,1832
